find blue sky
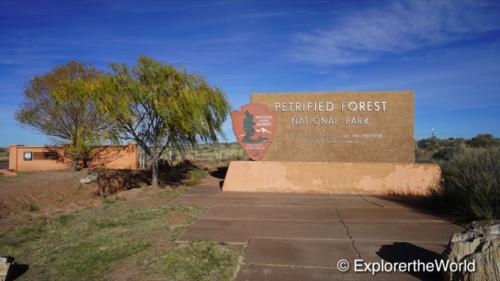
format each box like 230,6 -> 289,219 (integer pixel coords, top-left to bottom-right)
1,0 -> 500,146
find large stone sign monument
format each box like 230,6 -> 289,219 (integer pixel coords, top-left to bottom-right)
224,91 -> 440,195
252,91 -> 414,162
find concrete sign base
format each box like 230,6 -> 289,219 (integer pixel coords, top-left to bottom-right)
222,161 -> 440,195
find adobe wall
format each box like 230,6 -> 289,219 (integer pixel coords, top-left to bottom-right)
8,144 -> 138,172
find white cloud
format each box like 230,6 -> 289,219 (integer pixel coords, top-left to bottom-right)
292,0 -> 500,65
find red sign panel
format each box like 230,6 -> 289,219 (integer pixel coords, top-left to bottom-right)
231,103 -> 277,161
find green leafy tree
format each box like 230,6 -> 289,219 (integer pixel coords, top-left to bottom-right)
242,111 -> 255,143
16,61 -> 111,171
98,56 -> 230,188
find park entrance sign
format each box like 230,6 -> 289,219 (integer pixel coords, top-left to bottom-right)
225,91 -> 440,195
251,91 -> 414,162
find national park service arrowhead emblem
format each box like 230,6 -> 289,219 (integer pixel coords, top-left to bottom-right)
231,103 -> 277,161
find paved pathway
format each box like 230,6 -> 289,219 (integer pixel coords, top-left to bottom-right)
172,183 -> 463,281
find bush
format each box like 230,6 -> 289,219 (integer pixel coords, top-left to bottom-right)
416,137 -> 466,163
182,169 -> 208,186
431,143 -> 464,161
96,169 -> 147,197
437,148 -> 500,221
466,134 -> 499,148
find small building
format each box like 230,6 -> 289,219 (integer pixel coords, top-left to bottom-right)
8,144 -> 138,172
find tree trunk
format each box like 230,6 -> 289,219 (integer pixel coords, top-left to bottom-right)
151,155 -> 159,188
71,158 -> 78,171
82,158 -> 89,168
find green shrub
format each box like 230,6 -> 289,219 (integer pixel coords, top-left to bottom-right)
432,144 -> 464,162
466,134 -> 500,148
416,137 -> 468,163
438,148 -> 500,221
182,169 -> 208,186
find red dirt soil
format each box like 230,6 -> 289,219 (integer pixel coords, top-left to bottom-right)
0,167 -> 220,232
0,170 -> 100,230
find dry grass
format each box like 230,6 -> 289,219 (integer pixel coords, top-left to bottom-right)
0,188 -> 240,281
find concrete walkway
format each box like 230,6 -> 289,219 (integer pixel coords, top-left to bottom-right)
173,183 -> 463,281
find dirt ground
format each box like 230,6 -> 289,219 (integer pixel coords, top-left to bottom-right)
0,169 -> 219,230
0,169 -> 196,230
0,170 -> 100,229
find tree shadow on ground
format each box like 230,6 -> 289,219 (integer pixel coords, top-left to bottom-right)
368,194 -> 450,220
157,160 -> 198,186
95,169 -> 149,197
376,242 -> 445,281
209,166 -> 227,179
4,256 -> 29,281
208,166 -> 227,190
94,160 -> 200,197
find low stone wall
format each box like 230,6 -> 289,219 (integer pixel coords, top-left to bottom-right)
8,144 -> 138,172
223,161 -> 441,195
